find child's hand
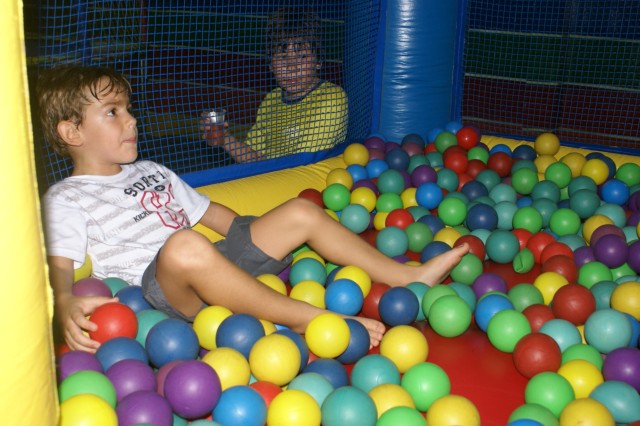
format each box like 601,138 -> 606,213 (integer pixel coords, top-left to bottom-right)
200,114 -> 228,147
56,294 -> 118,353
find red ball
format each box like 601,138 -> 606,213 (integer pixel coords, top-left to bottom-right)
89,302 -> 138,343
512,228 -> 533,251
550,283 -> 596,325
542,254 -> 578,283
456,126 -> 480,150
361,282 -> 391,321
298,188 -> 325,208
424,143 -> 438,154
522,304 -> 556,333
540,241 -> 574,264
465,159 -> 487,178
526,232 -> 557,264
487,152 -> 513,177
443,146 -> 469,174
456,173 -> 474,191
385,208 -> 415,230
512,332 -> 562,378
249,381 -> 282,408
455,234 -> 485,261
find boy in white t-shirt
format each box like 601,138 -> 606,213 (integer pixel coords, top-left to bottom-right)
38,65 -> 468,353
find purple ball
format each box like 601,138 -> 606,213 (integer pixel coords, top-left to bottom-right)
402,141 -> 424,157
411,164 -> 438,187
385,141 -> 401,153
363,135 -> 386,151
590,224 -> 626,247
351,178 -> 380,194
368,148 -> 386,161
71,277 -> 112,297
106,359 -> 156,401
57,350 -> 103,381
385,147 -> 411,171
472,272 -> 507,299
593,234 -> 629,268
164,360 -> 221,419
602,347 -> 640,392
116,390 -> 173,426
573,245 -> 596,267
628,240 -> 640,273
628,191 -> 640,211
627,210 -> 640,227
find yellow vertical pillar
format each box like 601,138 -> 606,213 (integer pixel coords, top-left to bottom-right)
0,0 -> 58,423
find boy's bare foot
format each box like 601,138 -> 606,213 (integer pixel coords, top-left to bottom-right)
343,315 -> 386,348
417,243 -> 470,286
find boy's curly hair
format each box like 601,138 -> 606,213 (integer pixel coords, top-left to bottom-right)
36,65 -> 131,157
266,7 -> 324,63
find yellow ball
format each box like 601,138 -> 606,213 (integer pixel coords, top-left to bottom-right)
261,319 -> 277,335
350,186 -> 378,212
73,254 -> 93,281
581,158 -> 609,185
379,325 -> 429,373
267,389 -> 321,426
534,132 -> 560,156
559,398 -> 615,426
534,154 -> 558,175
368,383 -> 415,418
334,265 -> 372,298
325,209 -> 339,222
426,394 -> 481,426
192,305 -> 233,350
202,347 -> 251,390
534,271 -> 569,305
433,227 -> 461,248
561,152 -> 587,178
304,313 -> 350,358
326,168 -> 353,189
59,394 -> 117,426
401,187 -> 418,208
249,334 -> 301,386
373,211 -> 389,230
293,250 -> 326,266
582,215 -> 613,245
557,359 -> 604,398
611,281 -> 640,320
257,273 -> 288,295
289,280 -> 326,309
343,143 -> 370,166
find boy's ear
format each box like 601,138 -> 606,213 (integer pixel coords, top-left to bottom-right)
57,120 -> 83,147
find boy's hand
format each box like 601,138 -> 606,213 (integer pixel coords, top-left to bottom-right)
56,293 -> 118,353
200,115 -> 228,147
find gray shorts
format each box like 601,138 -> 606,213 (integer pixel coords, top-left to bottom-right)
141,215 -> 292,322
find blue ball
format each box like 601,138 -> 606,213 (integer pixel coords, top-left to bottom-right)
590,380 -> 640,424
377,169 -> 406,194
322,386 -> 378,426
215,313 -> 265,359
512,144 -> 537,161
288,372 -> 335,407
406,282 -> 430,320
289,257 -> 327,286
445,120 -> 463,134
365,158 -> 389,179
146,319 -> 199,368
96,337 -> 148,371
350,354 -> 400,393
473,293 -> 514,332
325,278 -> 364,316
539,318 -> 583,352
466,203 -> 498,231
427,128 -> 444,143
489,143 -> 513,156
384,148 -> 411,172
485,229 -> 520,263
402,133 -> 426,149
376,226 -> 409,258
378,287 -> 420,326
336,319 -> 370,365
600,179 -> 630,205
417,214 -> 445,236
460,180 -> 489,201
415,182 -> 444,209
420,240 -> 451,262
212,386 -> 266,426
275,329 -> 309,372
346,164 -> 368,183
115,285 -> 153,314
340,204 -> 371,234
303,358 -> 349,389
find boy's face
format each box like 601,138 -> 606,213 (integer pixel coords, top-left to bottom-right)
71,78 -> 138,173
271,41 -> 321,100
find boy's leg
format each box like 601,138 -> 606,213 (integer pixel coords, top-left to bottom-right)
249,198 -> 468,287
153,229 -> 385,345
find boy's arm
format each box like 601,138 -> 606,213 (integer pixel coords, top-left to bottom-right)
196,201 -> 239,237
48,255 -> 116,353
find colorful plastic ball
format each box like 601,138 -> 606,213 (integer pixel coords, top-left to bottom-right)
376,406 -> 426,425
384,148 -> 411,172
508,283 -> 544,312
378,286 -> 420,326
376,192 -> 404,213
88,302 -> 138,344
72,277 -> 112,297
593,234 -> 629,269
339,203 -> 371,234
539,318 -> 582,352
487,309 -> 532,353
57,350 -> 103,381
577,261 -> 613,289
212,385 -> 266,426
289,280 -> 326,309
512,167 -> 539,195
249,333 -> 300,386
321,386 -> 377,426
466,203 -> 498,231
513,332 -> 562,379
302,358 -> 348,389
508,403 -> 559,426
192,305 -> 232,351
164,360 -> 221,419
443,145 -> 469,174
116,390 -> 172,426
533,271 -> 569,305
522,304 -> 556,333
472,272 -> 507,299
299,187 -> 325,207
585,308 -> 633,354
368,383 -> 415,418
557,359 -> 604,398
534,133 -> 560,156
146,318 -> 199,368
289,257 -> 327,286
434,130 -> 458,153
323,183 -> 351,211
334,319 -> 370,365
559,398 -> 614,426
524,371 -> 575,417
485,229 -> 520,263
405,222 -> 434,253
589,281 -> 617,311
561,343 -> 603,369
385,208 -> 414,230
267,389 -> 321,426
364,135 -> 386,150
366,158 -> 390,179
379,325 -> 428,374
351,354 -> 401,393
115,285 -> 153,314
59,370 -> 117,407
415,182 -> 443,210
512,206 -> 543,234
59,393 -> 117,426
344,143 -> 369,166
551,283 -> 596,326
474,293 -> 514,332
456,126 -> 480,150
616,162 -> 640,186
361,282 -> 391,321
288,372 -> 334,408
487,151 -> 514,178
437,196 -> 468,226
436,167 -> 459,192
544,161 -> 572,189
549,208 -> 581,236
323,278 -> 363,316
350,186 -> 377,213
569,189 -> 601,220
581,158 -> 610,185
400,362 -> 450,412
304,313 -> 350,358
135,309 -> 169,347
376,226 -> 409,258
201,347 -> 250,390
428,294 -> 472,337
105,359 -> 156,402
402,132 -> 426,149
426,394 -> 481,426
610,281 -> 640,320
590,380 -> 640,425
95,337 -> 148,371
250,380 -> 282,408
449,252 -> 483,285
600,178 -> 630,205
377,169 -> 406,194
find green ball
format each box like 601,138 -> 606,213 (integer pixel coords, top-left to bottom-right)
468,146 -> 490,164
511,168 -> 539,195
376,226 -> 409,258
524,372 -> 575,417
475,169 -> 501,191
434,131 -> 458,153
448,282 -> 477,311
494,201 -> 518,230
401,362 -> 450,412
58,370 -> 117,407
405,222 -> 433,253
544,161 -> 572,189
450,253 -> 483,285
376,192 -> 403,213
595,203 -> 627,227
508,283 -> 543,312
437,197 -> 467,226
549,208 -> 581,236
489,183 -> 517,204
436,168 -> 459,193
561,343 -> 604,370
136,309 -> 169,346
377,169 -> 406,195
407,154 -> 429,173
531,198 -> 558,228
323,183 -> 351,211
421,284 -> 457,318
428,295 -> 472,338
531,180 -> 561,202
615,162 -> 640,186
426,151 -> 443,168
611,262 -> 635,280
486,309 -> 531,352
512,206 -> 543,234
103,277 -> 129,295
377,406 -> 426,426
508,403 -> 559,426
485,229 -> 520,263
569,189 -> 601,219
512,248 -> 535,274
577,261 -> 613,289
568,175 -> 598,196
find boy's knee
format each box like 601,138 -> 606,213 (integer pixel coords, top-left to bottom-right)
163,229 -> 213,262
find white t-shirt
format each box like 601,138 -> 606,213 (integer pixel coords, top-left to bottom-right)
44,161 -> 210,286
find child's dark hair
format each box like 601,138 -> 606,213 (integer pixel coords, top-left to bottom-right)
36,65 -> 131,157
266,7 -> 324,63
